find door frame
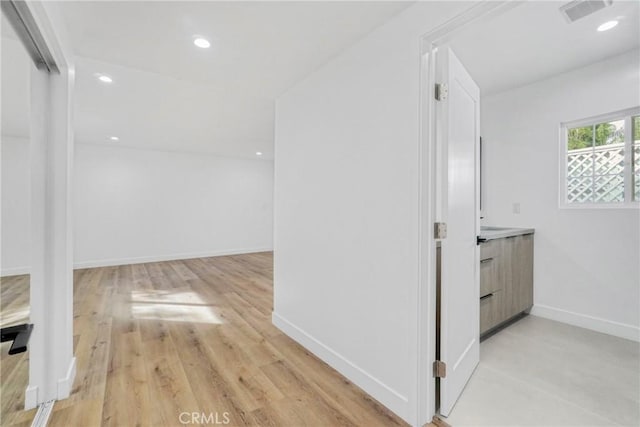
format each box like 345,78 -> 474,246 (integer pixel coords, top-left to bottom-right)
2,0 -> 75,413
416,1 -> 518,423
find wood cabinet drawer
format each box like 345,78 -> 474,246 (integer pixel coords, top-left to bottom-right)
480,257 -> 499,297
479,232 -> 534,337
480,240 -> 498,260
480,290 -> 503,334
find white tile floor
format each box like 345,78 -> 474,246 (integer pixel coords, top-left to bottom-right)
445,315 -> 640,427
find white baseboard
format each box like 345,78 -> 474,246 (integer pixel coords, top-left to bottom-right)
25,385 -> 38,410
1,248 -> 273,276
1,266 -> 31,277
73,247 -> 273,269
530,304 -> 640,342
24,356 -> 76,411
271,312 -> 409,422
57,357 -> 76,399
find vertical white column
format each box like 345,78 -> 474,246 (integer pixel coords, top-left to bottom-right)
26,60 -> 75,409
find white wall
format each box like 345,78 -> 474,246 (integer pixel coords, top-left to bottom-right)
274,2 -> 475,425
74,144 -> 273,267
1,136 -> 31,275
0,141 -> 274,273
481,50 -> 640,341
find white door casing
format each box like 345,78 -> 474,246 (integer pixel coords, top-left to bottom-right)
436,47 -> 480,417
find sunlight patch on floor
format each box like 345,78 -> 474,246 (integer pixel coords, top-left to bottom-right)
129,289 -> 223,324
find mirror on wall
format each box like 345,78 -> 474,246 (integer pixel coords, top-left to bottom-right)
1,8 -> 33,414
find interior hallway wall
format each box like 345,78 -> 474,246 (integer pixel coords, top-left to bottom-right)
274,1 -> 476,424
481,49 -> 640,341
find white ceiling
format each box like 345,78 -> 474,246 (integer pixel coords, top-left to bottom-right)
451,0 -> 640,96
2,1 -> 414,157
3,1 -> 639,157
1,1 -> 415,159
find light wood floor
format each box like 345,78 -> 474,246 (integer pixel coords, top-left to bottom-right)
0,274 -> 32,426
1,252 -> 409,426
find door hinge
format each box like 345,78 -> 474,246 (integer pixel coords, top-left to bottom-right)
434,222 -> 447,240
435,83 -> 448,101
433,360 -> 447,378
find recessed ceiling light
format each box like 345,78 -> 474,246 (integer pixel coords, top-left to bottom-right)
110,136 -> 119,141
256,152 -> 263,156
193,37 -> 211,49
597,20 -> 618,32
97,74 -> 113,83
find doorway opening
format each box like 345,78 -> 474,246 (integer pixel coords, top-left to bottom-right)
421,1 -> 640,425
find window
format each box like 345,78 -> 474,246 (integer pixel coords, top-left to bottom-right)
561,107 -> 640,207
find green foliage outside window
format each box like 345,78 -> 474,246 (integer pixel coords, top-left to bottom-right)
568,122 -> 624,150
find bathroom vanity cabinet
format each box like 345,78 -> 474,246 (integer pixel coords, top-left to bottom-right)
479,230 -> 534,335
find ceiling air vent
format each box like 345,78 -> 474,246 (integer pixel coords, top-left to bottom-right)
559,0 -> 613,23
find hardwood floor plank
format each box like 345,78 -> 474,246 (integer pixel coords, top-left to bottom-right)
1,252 -> 407,427
71,316 -> 111,401
0,345 -> 29,425
240,372 -> 286,409
196,325 -> 265,412
138,323 -> 201,425
260,360 -> 356,426
224,292 -> 283,339
102,331 -> 152,427
130,263 -> 149,282
168,260 -> 199,281
48,397 -> 103,427
0,274 -> 32,426
269,333 -> 406,427
168,322 -> 256,426
250,399 -> 312,427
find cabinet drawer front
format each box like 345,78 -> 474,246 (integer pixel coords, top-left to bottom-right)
480,257 -> 499,296
480,290 -> 503,334
480,240 -> 498,260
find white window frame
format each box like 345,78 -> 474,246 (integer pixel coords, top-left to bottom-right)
559,106 -> 640,209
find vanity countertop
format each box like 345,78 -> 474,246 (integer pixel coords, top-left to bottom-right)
479,226 -> 534,241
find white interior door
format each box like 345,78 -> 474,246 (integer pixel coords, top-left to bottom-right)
437,47 -> 480,417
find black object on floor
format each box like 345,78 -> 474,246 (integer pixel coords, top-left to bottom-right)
1,323 -> 34,355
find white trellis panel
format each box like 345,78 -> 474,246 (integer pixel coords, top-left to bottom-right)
634,142 -> 640,201
567,142 -> 625,203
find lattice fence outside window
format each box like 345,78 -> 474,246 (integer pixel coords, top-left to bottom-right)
634,140 -> 640,202
561,108 -> 640,207
567,143 -> 625,203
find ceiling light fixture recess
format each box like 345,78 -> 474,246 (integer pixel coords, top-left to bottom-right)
597,20 -> 618,31
193,37 -> 211,48
110,136 -> 119,141
256,152 -> 263,156
97,74 -> 113,83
